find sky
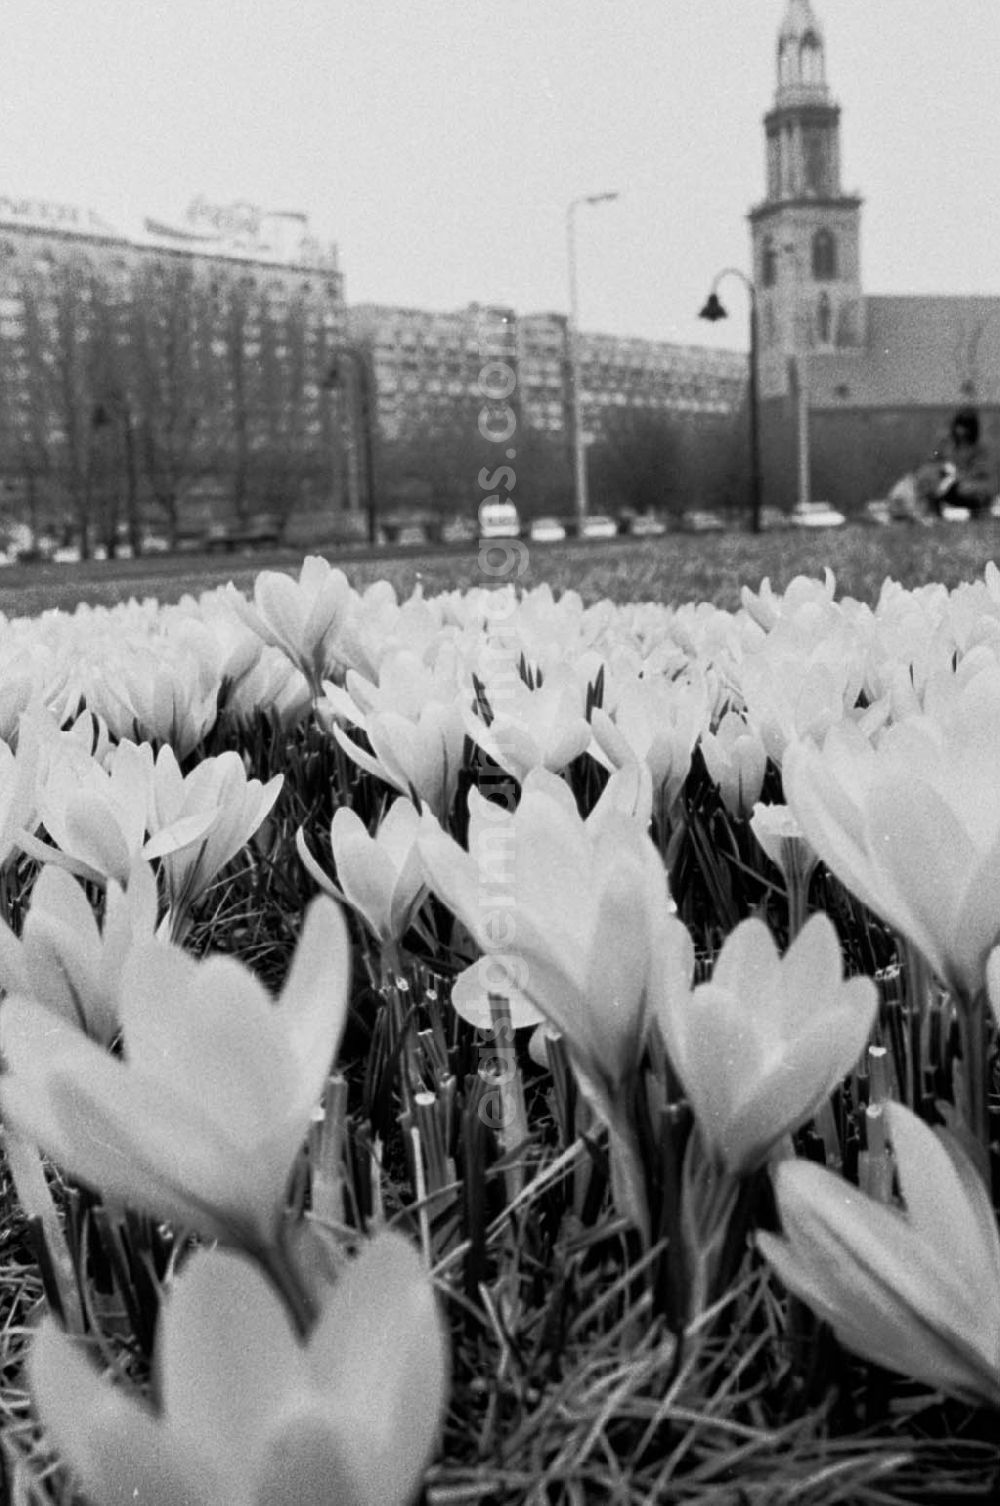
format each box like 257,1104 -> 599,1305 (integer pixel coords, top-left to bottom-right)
3,1 -> 999,353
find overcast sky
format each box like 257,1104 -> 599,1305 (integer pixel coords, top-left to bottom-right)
4,1 -> 998,350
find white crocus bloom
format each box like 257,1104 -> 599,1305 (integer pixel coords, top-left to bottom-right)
759,1103 -> 1000,1409
297,798 -> 427,947
0,858 -> 158,1046
332,701 -> 467,822
0,896 -> 349,1258
592,670 -> 710,809
785,664 -> 1000,1002
657,914 -> 877,1176
30,736 -> 154,886
462,664 -> 592,782
227,556 -> 355,696
143,745 -> 283,925
94,641 -> 222,760
419,770 -> 676,1127
0,708 -> 43,870
699,709 -> 767,820
31,1231 -> 447,1506
740,570 -> 838,634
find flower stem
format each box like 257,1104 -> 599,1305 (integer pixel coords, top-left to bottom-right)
255,1229 -> 319,1340
958,988 -> 989,1170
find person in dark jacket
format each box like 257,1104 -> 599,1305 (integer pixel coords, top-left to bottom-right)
920,407 -> 996,518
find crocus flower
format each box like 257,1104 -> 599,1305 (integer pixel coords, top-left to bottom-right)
29,736 -> 153,886
297,798 -> 427,947
30,1230 -> 447,1506
143,745 -> 283,926
759,1102 -> 1000,1408
657,914 -> 877,1175
227,556 -> 355,696
740,570 -> 838,634
699,709 -> 767,820
332,702 -> 466,821
593,671 -> 709,810
462,664 -> 593,782
0,857 -> 158,1047
0,707 -> 42,870
93,640 -> 222,759
784,665 -> 1000,1002
420,770 -> 681,1223
749,801 -> 820,934
421,769 -> 682,1237
0,895 -> 350,1259
421,769 -> 672,1073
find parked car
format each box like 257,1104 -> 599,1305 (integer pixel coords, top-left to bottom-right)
759,506 -> 794,531
790,501 -> 846,529
529,515 -> 567,543
478,499 -> 521,539
578,513 -> 619,540
440,515 -> 478,545
680,509 -> 726,533
622,510 -> 667,538
396,522 -> 429,546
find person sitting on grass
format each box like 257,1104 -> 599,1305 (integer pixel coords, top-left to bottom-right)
917,406 -> 997,520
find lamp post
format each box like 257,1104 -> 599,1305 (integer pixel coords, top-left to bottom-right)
566,191 -> 619,526
699,269 -> 763,535
92,395 -> 140,557
323,346 -> 378,546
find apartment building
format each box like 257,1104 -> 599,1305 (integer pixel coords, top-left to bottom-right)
0,193 -> 347,534
347,302 -> 518,442
349,301 -> 747,445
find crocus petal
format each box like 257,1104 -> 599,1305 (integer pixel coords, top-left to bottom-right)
160,1248 -> 305,1472
867,781 -> 975,993
760,1154 -> 1000,1407
450,957 -> 545,1030
30,1319 -> 217,1506
306,1231 -> 448,1506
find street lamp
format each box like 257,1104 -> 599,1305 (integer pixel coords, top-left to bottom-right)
323,346 -> 378,546
699,269 -> 763,535
567,191 -> 619,526
92,394 -> 140,557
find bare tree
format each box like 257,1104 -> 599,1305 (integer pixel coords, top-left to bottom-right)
129,260 -> 219,548
221,276 -> 255,521
29,259 -> 103,558
253,291 -> 315,527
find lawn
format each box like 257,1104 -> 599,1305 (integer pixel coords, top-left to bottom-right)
2,531 -> 999,1505
3,519 -> 1000,618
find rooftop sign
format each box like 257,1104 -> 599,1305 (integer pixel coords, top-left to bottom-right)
0,196 -> 118,235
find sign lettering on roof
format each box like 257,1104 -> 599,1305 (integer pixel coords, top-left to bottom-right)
186,197 -> 264,244
0,197 -> 113,232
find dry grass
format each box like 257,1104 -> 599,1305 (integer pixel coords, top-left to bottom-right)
3,518 -> 1000,619
2,524 -> 1000,1504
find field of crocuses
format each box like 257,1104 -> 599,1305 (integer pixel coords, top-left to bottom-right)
0,553 -> 999,1505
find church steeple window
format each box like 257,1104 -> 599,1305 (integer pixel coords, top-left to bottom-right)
762,236 -> 778,287
812,228 -> 837,280
803,127 -> 832,195
800,32 -> 824,86
817,291 -> 832,343
778,40 -> 795,89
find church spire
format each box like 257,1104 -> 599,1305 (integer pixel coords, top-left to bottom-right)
776,0 -> 829,103
749,1 -> 864,377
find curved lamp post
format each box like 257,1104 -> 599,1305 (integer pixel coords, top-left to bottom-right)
323,348 -> 378,546
567,191 -> 619,526
699,269 -> 763,535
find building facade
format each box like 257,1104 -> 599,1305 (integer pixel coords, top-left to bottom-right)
751,0 -> 1000,510
348,302 -> 747,445
0,194 -> 346,545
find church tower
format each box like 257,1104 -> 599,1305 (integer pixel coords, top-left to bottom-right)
749,0 -> 863,399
